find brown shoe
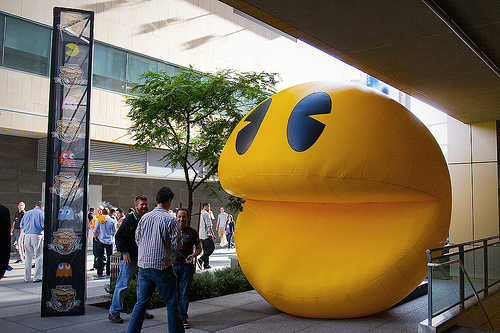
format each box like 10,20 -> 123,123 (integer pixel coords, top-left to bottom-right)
108,313 -> 124,323
144,312 -> 154,319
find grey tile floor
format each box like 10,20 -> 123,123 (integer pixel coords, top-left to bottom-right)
1,248 -> 431,332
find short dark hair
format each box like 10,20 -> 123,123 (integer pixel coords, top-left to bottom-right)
156,187 -> 175,204
117,208 -> 123,214
35,201 -> 44,208
176,207 -> 190,219
102,208 -> 109,215
202,202 -> 209,208
89,207 -> 95,212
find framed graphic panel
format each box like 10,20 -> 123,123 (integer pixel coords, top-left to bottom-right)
42,7 -> 93,317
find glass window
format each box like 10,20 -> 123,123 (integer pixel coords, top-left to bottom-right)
159,62 -> 181,76
0,15 -> 4,65
4,16 -> 51,76
93,42 -> 126,93
126,54 -> 158,93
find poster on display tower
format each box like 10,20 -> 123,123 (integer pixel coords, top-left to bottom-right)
42,7 -> 93,317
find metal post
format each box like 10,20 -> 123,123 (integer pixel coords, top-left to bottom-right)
459,245 -> 465,309
427,249 -> 433,325
483,240 -> 488,296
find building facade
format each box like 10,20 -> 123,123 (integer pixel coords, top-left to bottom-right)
0,0 -> 363,219
0,0 -> 497,243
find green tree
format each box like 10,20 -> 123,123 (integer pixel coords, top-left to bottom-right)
126,66 -> 279,214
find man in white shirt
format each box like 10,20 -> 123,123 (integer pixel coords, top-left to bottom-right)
198,202 -> 215,269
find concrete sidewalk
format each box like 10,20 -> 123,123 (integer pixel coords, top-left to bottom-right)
0,247 -> 429,332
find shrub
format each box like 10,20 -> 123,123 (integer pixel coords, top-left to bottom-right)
105,265 -> 253,312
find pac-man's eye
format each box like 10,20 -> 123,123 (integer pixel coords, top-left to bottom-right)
235,98 -> 272,155
65,263 -> 71,269
58,263 -> 64,269
69,153 -> 74,159
62,153 -> 68,158
287,92 -> 332,152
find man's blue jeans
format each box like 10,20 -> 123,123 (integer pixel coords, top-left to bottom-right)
173,264 -> 194,320
127,267 -> 184,333
109,260 -> 138,317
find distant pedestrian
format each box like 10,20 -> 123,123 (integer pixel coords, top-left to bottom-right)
108,195 -> 153,323
198,202 -> 215,270
93,207 -> 116,278
89,205 -> 105,271
20,201 -> 44,282
127,187 -> 184,333
0,204 -> 11,279
225,214 -> 235,249
115,208 -> 125,230
173,208 -> 201,329
11,202 -> 25,262
216,207 -> 228,247
88,207 -> 95,223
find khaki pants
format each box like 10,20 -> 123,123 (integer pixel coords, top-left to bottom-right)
24,233 -> 43,281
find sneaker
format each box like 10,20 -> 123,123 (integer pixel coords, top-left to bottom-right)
15,259 -> 22,263
144,312 -> 154,319
197,259 -> 203,270
204,265 -> 211,269
182,319 -> 190,329
108,313 -> 124,323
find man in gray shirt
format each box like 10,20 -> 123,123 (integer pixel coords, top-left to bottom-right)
198,202 -> 215,269
216,207 -> 228,246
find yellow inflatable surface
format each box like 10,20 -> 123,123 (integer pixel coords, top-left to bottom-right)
218,82 -> 451,318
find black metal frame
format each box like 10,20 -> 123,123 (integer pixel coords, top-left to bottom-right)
426,235 -> 500,324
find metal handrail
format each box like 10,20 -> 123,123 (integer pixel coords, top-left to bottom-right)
428,260 -> 494,329
426,235 -> 500,328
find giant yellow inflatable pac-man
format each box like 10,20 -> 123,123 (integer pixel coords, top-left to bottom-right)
218,81 -> 451,318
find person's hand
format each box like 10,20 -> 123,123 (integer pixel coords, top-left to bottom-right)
122,253 -> 131,264
185,255 -> 193,264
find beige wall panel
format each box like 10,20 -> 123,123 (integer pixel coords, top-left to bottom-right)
12,100 -> 26,113
472,162 -> 499,239
34,0 -> 45,23
21,0 -> 37,22
0,0 -> 21,17
449,163 -> 473,244
11,112 -> 33,132
21,75 -> 33,102
24,102 -> 35,114
472,122 -> 497,163
0,70 -> 8,100
31,76 -> 49,108
32,115 -> 47,133
0,98 -> 13,109
89,123 -> 96,139
0,110 -> 12,128
7,72 -> 23,101
447,116 -> 471,164
33,103 -> 47,115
